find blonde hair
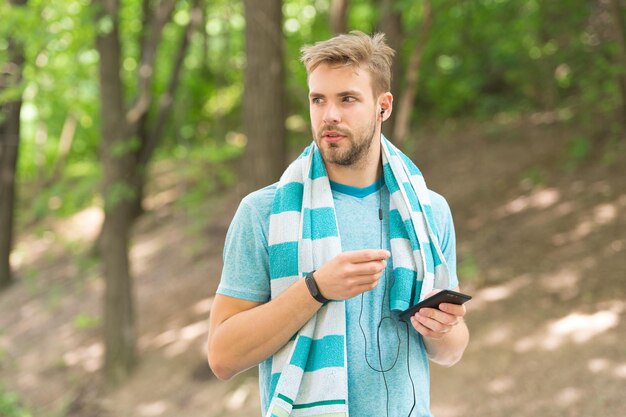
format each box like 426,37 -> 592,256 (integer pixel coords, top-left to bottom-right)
300,31 -> 395,97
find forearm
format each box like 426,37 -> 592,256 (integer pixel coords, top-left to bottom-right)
423,318 -> 469,367
208,280 -> 322,380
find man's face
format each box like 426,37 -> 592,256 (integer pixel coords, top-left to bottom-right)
308,63 -> 378,167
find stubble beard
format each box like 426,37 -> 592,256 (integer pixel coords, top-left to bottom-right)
314,116 -> 378,167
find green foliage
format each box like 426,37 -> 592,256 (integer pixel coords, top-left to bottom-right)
3,0 -> 625,229
0,388 -> 33,417
521,166 -> 546,189
458,253 -> 479,282
72,313 -> 100,330
565,134 -> 591,170
104,181 -> 136,211
110,137 -> 141,158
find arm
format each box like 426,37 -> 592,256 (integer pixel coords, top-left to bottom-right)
207,280 -> 322,380
207,250 -> 390,380
409,286 -> 469,367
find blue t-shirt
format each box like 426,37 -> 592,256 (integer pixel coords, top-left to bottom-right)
217,179 -> 459,417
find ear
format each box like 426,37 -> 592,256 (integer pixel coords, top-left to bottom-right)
378,92 -> 393,121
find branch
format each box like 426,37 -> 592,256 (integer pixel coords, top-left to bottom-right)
138,0 -> 201,166
392,0 -> 433,146
126,0 -> 177,131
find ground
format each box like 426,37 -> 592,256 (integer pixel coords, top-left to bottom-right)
1,117 -> 625,417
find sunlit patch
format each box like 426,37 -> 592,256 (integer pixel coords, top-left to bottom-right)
540,268 -> 579,298
142,319 -> 209,358
588,358 -> 610,373
470,275 -> 531,310
614,363 -> 626,379
137,400 -> 169,416
552,202 -> 619,246
132,234 -> 167,258
515,309 -> 620,352
554,201 -> 574,216
59,206 -> 104,241
193,297 -> 214,315
151,329 -> 178,349
486,376 -> 515,394
500,187 -> 560,215
546,311 -> 618,346
143,187 -> 180,211
180,321 -> 207,341
225,384 -> 251,411
477,325 -> 512,348
555,387 -> 583,407
430,404 -> 466,417
17,372 -> 38,389
62,342 -> 103,372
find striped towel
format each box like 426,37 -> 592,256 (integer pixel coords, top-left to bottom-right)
265,135 -> 450,417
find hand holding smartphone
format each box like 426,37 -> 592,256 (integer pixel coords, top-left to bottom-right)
399,289 -> 472,322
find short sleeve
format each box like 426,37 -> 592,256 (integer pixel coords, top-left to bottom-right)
428,191 -> 459,289
216,192 -> 274,302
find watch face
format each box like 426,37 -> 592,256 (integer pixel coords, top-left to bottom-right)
306,274 -> 318,296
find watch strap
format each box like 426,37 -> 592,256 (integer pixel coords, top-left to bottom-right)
305,271 -> 329,304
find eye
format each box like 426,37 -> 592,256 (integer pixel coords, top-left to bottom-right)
311,97 -> 324,105
342,96 -> 356,103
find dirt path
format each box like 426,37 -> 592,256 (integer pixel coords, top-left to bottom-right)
1,119 -> 624,417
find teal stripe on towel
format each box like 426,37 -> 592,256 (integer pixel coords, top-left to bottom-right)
403,182 -> 423,213
421,244 -> 435,273
272,182 -> 304,214
383,163 -> 400,194
430,241 -> 442,266
310,151 -> 327,179
302,208 -> 338,240
277,393 -> 294,405
290,335 -> 345,371
391,267 -> 417,311
268,242 -> 299,279
269,372 -> 281,403
389,210 -> 409,240
399,152 -> 422,176
403,220 -> 420,251
292,399 -> 347,409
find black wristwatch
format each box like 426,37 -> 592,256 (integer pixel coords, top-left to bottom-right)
305,271 -> 330,304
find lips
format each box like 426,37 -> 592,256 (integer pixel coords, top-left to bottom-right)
321,130 -> 347,143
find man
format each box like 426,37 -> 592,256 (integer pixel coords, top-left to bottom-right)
208,31 -> 469,417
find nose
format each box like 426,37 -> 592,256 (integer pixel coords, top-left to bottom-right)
322,103 -> 341,124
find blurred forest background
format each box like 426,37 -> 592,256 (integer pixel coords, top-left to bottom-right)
1,0 -> 625,416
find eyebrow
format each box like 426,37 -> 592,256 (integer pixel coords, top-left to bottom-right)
309,90 -> 364,98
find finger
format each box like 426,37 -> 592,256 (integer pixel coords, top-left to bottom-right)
353,279 -> 381,293
350,259 -> 387,276
413,313 -> 453,335
418,307 -> 459,326
410,316 -> 446,339
438,303 -> 466,317
343,249 -> 390,263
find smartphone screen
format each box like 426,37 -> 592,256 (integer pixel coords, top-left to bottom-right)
398,289 -> 472,322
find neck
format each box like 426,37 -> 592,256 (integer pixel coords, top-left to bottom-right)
325,134 -> 383,187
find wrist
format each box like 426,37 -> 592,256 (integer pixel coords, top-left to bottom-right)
305,271 -> 329,304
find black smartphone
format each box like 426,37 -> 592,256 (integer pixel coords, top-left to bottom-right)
399,289 -> 472,322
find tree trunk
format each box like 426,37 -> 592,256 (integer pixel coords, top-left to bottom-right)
242,0 -> 286,192
608,0 -> 626,129
93,0 -> 199,382
392,0 -> 433,148
377,0 -> 404,139
0,0 -> 27,291
330,0 -> 349,34
94,0 -> 137,383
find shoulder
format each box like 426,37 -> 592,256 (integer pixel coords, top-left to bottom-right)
238,183 -> 278,221
427,189 -> 454,234
428,189 -> 452,216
